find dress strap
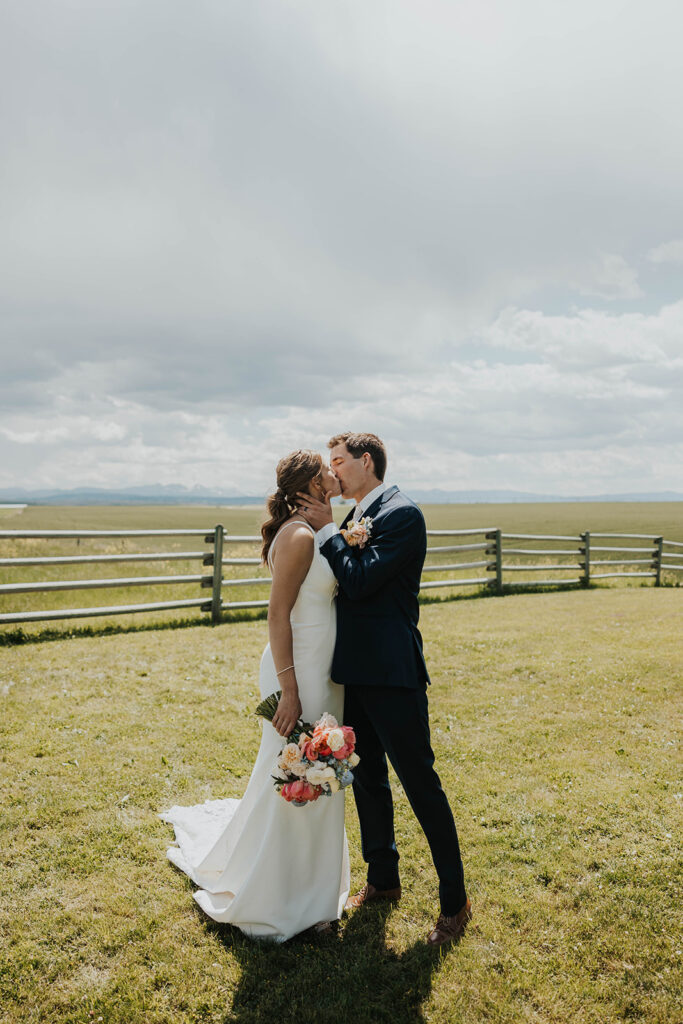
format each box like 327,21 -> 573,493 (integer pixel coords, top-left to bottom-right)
267,519 -> 315,569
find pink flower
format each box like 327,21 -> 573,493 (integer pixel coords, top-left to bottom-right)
302,740 -> 319,761
342,726 -> 356,750
286,779 -> 321,803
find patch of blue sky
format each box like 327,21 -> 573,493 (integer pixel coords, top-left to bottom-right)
448,342 -> 542,366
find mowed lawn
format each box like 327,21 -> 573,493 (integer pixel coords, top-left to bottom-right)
1,588 -> 681,1023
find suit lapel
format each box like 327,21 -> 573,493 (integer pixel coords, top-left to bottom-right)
338,486 -> 398,531
363,485 -> 398,521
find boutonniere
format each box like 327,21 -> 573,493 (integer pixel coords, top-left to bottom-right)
341,516 -> 373,549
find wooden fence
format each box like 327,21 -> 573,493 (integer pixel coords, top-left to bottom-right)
0,526 -> 681,627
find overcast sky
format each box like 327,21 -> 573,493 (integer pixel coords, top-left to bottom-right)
1,0 -> 682,497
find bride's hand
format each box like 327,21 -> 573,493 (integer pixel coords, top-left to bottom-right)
272,689 -> 302,738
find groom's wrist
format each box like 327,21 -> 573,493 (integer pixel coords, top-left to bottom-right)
316,522 -> 339,546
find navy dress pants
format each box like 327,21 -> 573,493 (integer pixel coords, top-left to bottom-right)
344,684 -> 467,916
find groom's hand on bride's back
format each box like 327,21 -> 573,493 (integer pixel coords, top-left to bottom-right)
296,491 -> 334,531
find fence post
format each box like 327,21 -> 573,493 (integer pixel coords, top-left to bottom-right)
582,531 -> 591,587
654,536 -> 664,586
486,529 -> 503,594
202,525 -> 225,622
211,525 -> 224,622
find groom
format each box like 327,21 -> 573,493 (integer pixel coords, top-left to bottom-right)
298,431 -> 471,946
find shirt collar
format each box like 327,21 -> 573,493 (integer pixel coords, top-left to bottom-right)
356,481 -> 389,518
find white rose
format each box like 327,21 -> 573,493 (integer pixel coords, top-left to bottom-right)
327,777 -> 340,793
326,728 -> 345,752
306,764 -> 336,786
348,752 -> 360,767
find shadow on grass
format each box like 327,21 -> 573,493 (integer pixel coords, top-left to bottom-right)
0,608 -> 268,647
204,901 -> 446,1024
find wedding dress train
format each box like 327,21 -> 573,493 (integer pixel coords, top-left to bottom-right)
160,521 -> 350,941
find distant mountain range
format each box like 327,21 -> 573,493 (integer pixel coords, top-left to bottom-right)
1,485 -> 682,505
408,488 -> 683,503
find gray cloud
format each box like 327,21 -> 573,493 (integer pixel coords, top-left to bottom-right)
1,1 -> 682,491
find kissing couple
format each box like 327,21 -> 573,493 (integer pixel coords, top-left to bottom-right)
161,432 -> 471,946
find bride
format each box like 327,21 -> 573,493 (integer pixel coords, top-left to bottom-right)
160,450 -> 350,941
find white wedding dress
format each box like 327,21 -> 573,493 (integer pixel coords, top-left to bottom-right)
160,520 -> 350,941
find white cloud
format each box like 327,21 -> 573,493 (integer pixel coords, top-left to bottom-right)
487,301 -> 683,367
572,254 -> 643,302
0,417 -> 127,448
647,239 -> 683,264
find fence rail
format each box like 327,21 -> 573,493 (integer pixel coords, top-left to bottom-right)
0,551 -> 209,567
0,523 -> 681,627
3,529 -> 209,538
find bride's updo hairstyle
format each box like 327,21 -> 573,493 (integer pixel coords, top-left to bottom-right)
261,449 -> 323,563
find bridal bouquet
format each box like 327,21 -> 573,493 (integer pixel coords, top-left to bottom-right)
256,693 -> 360,807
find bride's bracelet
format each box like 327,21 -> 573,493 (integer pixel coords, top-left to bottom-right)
276,664 -> 295,677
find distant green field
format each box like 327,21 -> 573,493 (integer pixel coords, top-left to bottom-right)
1,502 -> 681,639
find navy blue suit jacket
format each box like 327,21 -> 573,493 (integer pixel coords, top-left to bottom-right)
320,486 -> 430,689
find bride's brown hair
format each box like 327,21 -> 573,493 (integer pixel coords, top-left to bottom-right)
261,449 -> 324,563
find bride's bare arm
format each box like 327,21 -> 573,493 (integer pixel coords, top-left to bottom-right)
268,525 -> 314,737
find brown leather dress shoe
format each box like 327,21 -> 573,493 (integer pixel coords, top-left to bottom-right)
426,899 -> 472,947
344,882 -> 402,911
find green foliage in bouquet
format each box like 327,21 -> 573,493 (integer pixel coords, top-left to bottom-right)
255,690 -> 311,744
254,690 -> 282,723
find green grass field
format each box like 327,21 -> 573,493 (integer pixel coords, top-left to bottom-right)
1,503 -> 681,640
1,583 -> 681,1023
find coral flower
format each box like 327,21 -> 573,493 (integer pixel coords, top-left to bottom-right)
289,779 -> 321,803
342,726 -> 356,749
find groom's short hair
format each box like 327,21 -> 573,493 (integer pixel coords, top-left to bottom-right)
328,432 -> 387,481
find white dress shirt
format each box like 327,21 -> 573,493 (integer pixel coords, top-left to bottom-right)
317,481 -> 389,547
